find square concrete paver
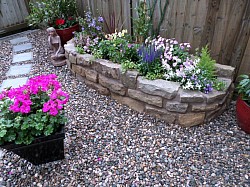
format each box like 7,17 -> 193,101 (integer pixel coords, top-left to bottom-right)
13,43 -> 32,52
12,52 -> 33,63
6,64 -> 32,76
0,77 -> 28,92
10,36 -> 29,45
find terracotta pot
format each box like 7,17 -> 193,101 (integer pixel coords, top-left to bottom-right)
236,97 -> 250,134
56,24 -> 79,46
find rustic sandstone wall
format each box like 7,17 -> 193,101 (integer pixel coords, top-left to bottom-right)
64,41 -> 235,127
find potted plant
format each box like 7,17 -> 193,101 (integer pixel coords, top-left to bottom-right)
27,0 -> 79,45
236,74 -> 250,134
0,74 -> 69,165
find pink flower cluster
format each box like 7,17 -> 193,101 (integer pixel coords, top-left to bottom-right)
0,74 -> 69,116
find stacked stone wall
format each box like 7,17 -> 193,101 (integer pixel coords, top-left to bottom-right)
65,41 -> 235,127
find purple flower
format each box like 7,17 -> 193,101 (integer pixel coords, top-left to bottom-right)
96,26 -> 101,31
127,43 -> 132,48
89,19 -> 96,27
98,16 -> 104,23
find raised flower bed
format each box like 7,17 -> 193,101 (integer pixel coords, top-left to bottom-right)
64,41 -> 235,127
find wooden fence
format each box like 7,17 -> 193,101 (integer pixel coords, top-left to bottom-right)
0,0 -> 30,35
1,0 -> 249,78
77,0 -> 250,79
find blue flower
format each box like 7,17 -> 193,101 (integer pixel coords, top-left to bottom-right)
98,16 -> 104,23
96,26 -> 101,31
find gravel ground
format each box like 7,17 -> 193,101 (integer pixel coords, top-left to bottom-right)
0,30 -> 249,186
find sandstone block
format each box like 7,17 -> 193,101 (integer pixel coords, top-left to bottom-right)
69,53 -> 77,64
99,75 -> 126,95
128,89 -> 162,107
179,89 -> 204,103
85,69 -> 98,83
111,93 -> 145,113
145,105 -> 176,124
64,42 -> 77,54
77,54 -> 95,66
178,112 -> 205,127
191,103 -> 218,112
137,77 -> 180,99
215,63 -> 235,80
85,80 -> 110,95
121,70 -> 139,89
166,101 -> 188,113
205,90 -> 226,104
72,64 -> 82,75
93,59 -> 122,79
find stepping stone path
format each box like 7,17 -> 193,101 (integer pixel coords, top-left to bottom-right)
0,34 -> 33,92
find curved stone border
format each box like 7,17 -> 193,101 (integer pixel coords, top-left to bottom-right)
64,41 -> 235,127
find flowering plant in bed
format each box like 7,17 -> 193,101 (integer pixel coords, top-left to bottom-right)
74,11 -> 105,54
0,74 -> 69,145
72,11 -> 224,94
93,30 -> 140,65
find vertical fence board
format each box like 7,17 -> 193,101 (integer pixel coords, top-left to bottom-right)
191,0 -> 208,51
183,0 -> 198,44
230,0 -> 250,77
220,0 -> 246,66
238,37 -> 250,76
174,0 -> 187,42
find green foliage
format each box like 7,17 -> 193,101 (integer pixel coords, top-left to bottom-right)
0,99 -> 67,145
213,80 -> 226,91
133,0 -> 151,42
92,30 -> 139,64
26,0 -> 78,29
237,74 -> 250,105
0,74 -> 68,145
76,46 -> 85,54
121,60 -> 138,72
137,60 -> 164,80
197,45 -> 225,91
197,45 -> 216,80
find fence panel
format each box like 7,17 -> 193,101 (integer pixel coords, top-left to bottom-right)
0,0 -> 30,34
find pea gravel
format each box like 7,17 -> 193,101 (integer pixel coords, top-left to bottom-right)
0,30 -> 249,187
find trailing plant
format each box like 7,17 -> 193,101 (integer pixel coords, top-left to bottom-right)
0,74 -> 69,145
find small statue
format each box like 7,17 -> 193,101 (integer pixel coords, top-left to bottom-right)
47,27 -> 66,67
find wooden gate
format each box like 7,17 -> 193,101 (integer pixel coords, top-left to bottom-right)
0,0 -> 30,35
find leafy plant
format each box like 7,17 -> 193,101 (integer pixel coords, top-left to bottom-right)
27,0 -> 78,29
0,74 -> 69,145
237,74 -> 250,105
197,45 -> 216,80
137,43 -> 164,79
92,30 -> 139,64
74,11 -> 104,54
77,11 -> 104,39
133,0 -> 151,42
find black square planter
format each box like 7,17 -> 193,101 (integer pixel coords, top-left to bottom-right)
0,127 -> 65,165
